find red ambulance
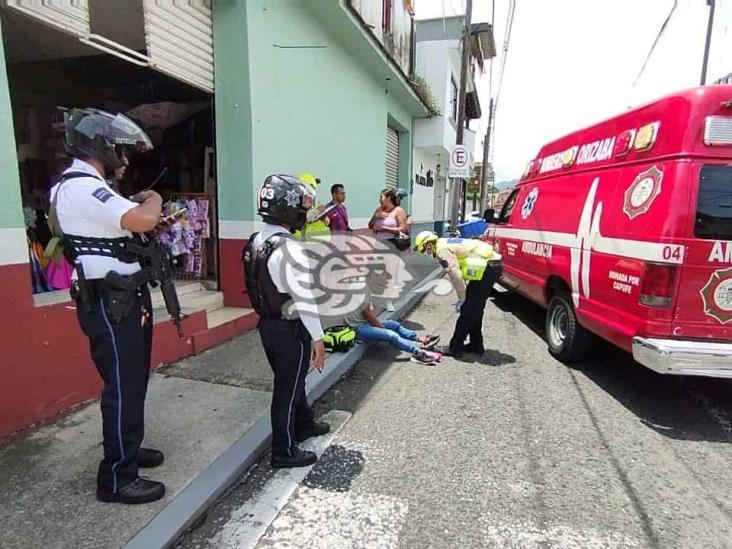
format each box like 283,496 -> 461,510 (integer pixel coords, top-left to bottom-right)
486,86 -> 732,378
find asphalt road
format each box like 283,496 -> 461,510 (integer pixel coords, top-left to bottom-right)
177,288 -> 732,549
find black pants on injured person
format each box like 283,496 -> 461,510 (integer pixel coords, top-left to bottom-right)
258,317 -> 317,459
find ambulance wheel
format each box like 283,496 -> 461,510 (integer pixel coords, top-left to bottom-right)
546,293 -> 592,363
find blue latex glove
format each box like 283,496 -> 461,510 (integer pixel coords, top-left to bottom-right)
453,300 -> 464,313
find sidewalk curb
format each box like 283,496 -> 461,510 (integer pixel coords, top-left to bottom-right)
125,266 -> 443,549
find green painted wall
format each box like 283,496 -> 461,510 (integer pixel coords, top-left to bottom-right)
242,0 -> 416,223
213,0 -> 255,223
0,18 -> 24,230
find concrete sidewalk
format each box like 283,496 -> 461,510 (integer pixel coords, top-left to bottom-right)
0,255 -> 439,549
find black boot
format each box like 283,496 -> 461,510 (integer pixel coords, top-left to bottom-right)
295,422 -> 331,442
271,447 -> 318,469
138,447 -> 164,468
464,342 -> 486,355
97,477 -> 166,504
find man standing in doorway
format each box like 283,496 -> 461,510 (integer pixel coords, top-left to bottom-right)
325,184 -> 352,233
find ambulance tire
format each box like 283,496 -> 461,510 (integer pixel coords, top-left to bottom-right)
545,293 -> 592,363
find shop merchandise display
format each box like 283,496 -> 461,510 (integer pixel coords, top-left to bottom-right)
157,195 -> 211,279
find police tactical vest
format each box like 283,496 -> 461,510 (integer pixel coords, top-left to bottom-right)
46,171 -> 141,264
242,232 -> 293,318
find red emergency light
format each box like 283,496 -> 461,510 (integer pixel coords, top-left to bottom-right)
613,129 -> 636,157
522,160 -> 539,179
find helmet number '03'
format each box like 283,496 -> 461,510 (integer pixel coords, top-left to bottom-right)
259,185 -> 276,209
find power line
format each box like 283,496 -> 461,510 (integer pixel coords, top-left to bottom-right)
449,0 -> 465,17
632,0 -> 679,87
490,0 -> 516,163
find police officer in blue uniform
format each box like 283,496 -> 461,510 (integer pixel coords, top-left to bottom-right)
50,108 -> 167,504
243,175 -> 330,468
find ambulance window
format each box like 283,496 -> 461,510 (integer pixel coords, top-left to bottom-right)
695,165 -> 732,239
499,189 -> 520,222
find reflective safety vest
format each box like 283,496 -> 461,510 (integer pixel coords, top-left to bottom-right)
293,203 -> 332,241
436,237 -> 501,281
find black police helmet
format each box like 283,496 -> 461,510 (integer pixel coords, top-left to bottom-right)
65,108 -> 153,172
257,175 -> 315,230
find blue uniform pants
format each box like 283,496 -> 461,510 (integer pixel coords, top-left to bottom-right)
258,318 -> 315,457
77,285 -> 152,493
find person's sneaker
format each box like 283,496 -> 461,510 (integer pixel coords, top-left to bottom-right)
295,422 -> 331,442
138,447 -> 164,468
411,349 -> 442,365
435,344 -> 464,358
271,448 -> 318,469
421,335 -> 441,350
97,477 -> 166,504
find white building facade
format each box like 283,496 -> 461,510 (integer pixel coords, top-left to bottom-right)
410,16 -> 490,235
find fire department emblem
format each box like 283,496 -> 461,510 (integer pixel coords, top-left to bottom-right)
623,166 -> 663,219
700,268 -> 732,324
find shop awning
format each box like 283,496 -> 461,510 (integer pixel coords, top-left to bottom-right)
126,101 -> 210,130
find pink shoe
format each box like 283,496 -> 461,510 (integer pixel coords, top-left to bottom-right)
411,349 -> 441,365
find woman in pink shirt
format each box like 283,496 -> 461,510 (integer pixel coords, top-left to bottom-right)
369,188 -> 408,241
369,188 -> 409,311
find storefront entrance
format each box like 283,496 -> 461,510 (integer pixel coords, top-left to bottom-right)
1,5 -> 218,296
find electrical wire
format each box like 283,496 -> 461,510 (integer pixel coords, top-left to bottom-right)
490,0 -> 516,163
449,0 -> 465,17
632,0 -> 679,88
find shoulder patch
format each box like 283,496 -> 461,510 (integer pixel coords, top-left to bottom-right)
92,187 -> 114,203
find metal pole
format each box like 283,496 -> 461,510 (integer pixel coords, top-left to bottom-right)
448,0 -> 473,230
478,98 -> 494,212
701,0 -> 715,85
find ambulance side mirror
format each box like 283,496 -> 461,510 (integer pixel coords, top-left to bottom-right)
483,208 -> 495,222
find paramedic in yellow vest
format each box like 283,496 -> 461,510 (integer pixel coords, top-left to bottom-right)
293,172 -> 331,240
414,231 -> 502,358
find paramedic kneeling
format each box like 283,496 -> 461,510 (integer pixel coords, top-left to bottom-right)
50,108 -> 165,504
414,231 -> 502,358
243,175 -> 329,469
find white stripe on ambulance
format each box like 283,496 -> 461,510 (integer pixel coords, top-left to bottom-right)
490,177 -> 685,307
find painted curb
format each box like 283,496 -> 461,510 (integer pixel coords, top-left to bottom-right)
125,266 -> 443,549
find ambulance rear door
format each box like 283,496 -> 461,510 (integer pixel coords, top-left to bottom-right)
673,163 -> 732,339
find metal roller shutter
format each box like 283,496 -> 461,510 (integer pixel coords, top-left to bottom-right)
4,0 -> 90,35
5,1 -> 214,93
385,126 -> 400,189
142,0 -> 214,93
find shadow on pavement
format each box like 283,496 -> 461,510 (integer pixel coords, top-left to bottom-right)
459,349 -> 517,367
492,289 -> 732,444
302,445 -> 365,492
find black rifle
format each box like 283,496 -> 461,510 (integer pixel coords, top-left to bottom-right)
105,236 -> 185,338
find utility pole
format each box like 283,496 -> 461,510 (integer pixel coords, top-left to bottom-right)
448,0 -> 473,231
478,97 -> 494,213
701,0 -> 716,85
